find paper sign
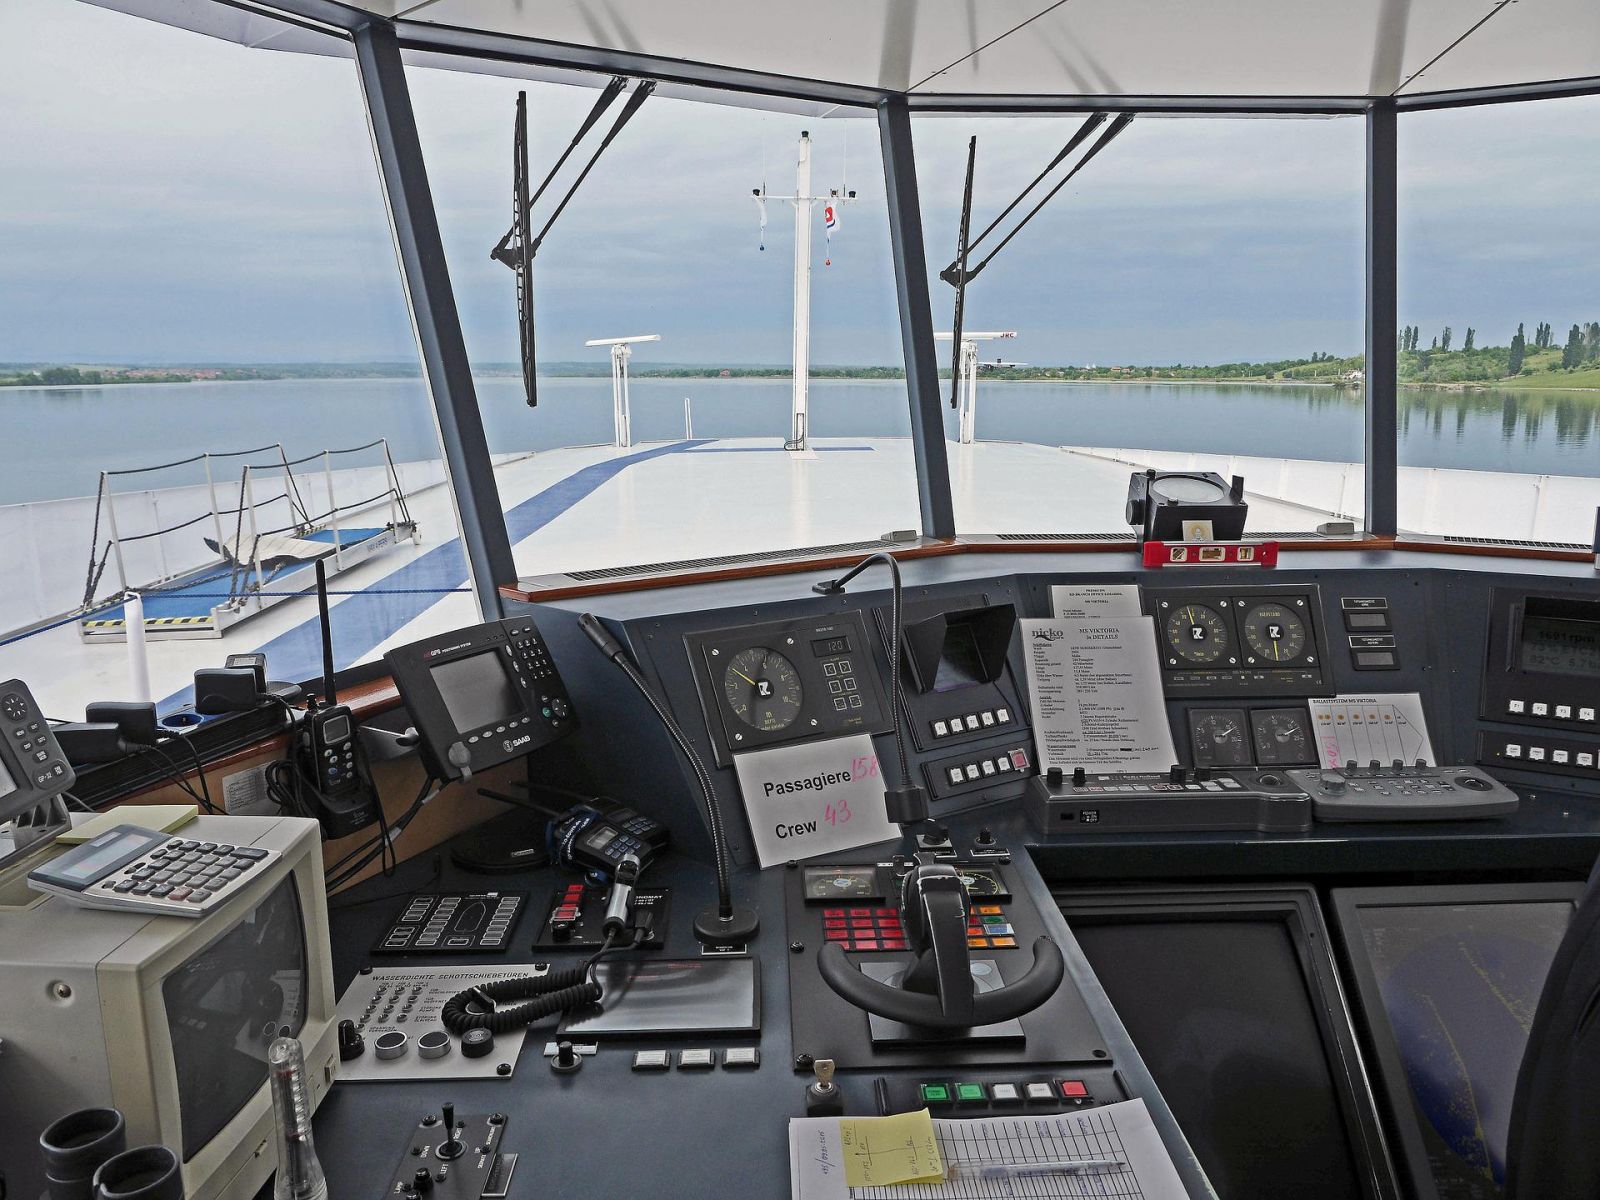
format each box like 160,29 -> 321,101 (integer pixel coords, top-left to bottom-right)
1021,618 -> 1177,773
839,1109 -> 944,1187
1308,693 -> 1435,768
733,733 -> 900,868
1050,583 -> 1143,620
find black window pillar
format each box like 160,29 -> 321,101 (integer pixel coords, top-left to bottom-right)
1364,99 -> 1399,537
353,19 -> 515,616
878,96 -> 957,540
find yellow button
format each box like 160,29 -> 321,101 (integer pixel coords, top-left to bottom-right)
968,937 -> 990,948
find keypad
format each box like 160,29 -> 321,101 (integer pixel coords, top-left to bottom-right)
84,840 -> 269,914
929,707 -> 1013,740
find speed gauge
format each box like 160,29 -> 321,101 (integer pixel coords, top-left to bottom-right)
1242,603 -> 1308,664
722,647 -> 803,732
1163,603 -> 1233,666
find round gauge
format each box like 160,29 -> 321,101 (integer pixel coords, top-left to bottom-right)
1252,709 -> 1313,765
1242,603 -> 1307,663
956,869 -> 1002,898
722,646 -> 803,732
1188,709 -> 1251,767
1163,603 -> 1232,665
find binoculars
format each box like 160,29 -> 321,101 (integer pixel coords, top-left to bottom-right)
38,1108 -> 182,1200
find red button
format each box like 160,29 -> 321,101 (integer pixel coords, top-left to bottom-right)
875,908 -> 897,917
1059,1080 -> 1088,1098
846,907 -> 871,917
881,939 -> 907,950
1010,748 -> 1030,769
823,908 -> 844,918
851,940 -> 879,951
824,929 -> 848,941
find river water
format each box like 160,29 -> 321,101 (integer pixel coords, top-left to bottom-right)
2,375 -> 1596,505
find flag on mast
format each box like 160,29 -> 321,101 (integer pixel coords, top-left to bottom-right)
823,193 -> 839,266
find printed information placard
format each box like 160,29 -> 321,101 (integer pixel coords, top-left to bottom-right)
733,733 -> 900,868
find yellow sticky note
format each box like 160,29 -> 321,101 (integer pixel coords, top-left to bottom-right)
839,1109 -> 945,1188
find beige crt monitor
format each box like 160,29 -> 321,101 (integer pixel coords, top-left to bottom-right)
0,814 -> 337,1200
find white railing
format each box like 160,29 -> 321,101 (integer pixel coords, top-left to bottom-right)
1071,446 -> 1600,544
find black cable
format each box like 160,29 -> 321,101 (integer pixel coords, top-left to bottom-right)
174,734 -> 214,815
328,854 -> 443,911
325,776 -> 438,891
144,741 -> 219,813
438,931 -> 626,1036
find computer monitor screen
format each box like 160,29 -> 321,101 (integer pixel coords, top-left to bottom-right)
1066,894 -> 1381,1200
1333,885 -> 1579,1200
162,876 -> 308,1161
429,651 -> 521,734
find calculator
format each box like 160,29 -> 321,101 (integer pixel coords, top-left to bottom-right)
29,825 -> 278,917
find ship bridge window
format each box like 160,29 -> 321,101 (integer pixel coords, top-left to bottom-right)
912,114 -> 1368,539
1397,97 -> 1600,547
404,69 -> 921,580
0,0 -> 473,717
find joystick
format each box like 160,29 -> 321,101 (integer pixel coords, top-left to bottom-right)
337,1019 -> 365,1061
436,1103 -> 464,1161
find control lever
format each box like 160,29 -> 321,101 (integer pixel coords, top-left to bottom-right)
437,1103 -> 464,1161
817,859 -> 1064,1031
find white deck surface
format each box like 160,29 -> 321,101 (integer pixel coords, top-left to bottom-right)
1,436 -> 1347,720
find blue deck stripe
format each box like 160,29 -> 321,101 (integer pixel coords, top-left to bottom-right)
158,440 -> 711,710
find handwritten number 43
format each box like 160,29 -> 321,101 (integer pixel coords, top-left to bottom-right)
824,799 -> 853,826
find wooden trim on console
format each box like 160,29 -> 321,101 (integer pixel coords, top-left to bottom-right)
495,530 -> 1593,604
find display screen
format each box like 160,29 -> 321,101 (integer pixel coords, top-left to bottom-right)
1519,614 -> 1600,676
933,623 -> 986,693
1349,899 -> 1573,1197
1073,917 -> 1368,1200
430,651 -> 522,733
164,875 -> 307,1161
0,754 -> 15,801
56,831 -> 148,881
561,958 -> 759,1037
320,714 -> 350,742
812,636 -> 850,657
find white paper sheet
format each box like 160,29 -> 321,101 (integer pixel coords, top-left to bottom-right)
1307,693 -> 1435,768
1050,584 -> 1144,620
789,1099 -> 1191,1200
733,733 -> 902,868
1020,618 -> 1177,773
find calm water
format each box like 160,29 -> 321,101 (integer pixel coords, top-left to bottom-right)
1,375 -> 1597,505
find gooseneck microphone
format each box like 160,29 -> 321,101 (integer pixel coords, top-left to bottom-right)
579,612 -> 759,946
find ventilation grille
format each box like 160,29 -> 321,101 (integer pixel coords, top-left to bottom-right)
995,532 -> 1137,542
1440,534 -> 1589,552
564,539 -> 899,582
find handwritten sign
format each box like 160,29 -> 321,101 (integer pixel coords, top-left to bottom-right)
733,733 -> 900,868
840,1109 -> 944,1187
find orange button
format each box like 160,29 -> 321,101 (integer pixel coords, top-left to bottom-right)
968,937 -> 990,948
978,905 -> 1003,915
990,936 -> 1017,948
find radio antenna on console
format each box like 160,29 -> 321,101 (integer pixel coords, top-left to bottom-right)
315,558 -> 336,708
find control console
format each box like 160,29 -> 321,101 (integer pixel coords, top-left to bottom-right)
1026,767 -> 1312,834
1286,763 -> 1519,822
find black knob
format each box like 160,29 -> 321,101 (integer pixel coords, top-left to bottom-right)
413,1168 -> 434,1194
461,1027 -> 495,1059
1194,767 -> 1212,782
337,1019 -> 365,1061
1072,766 -> 1086,787
976,827 -> 995,847
1046,766 -> 1064,786
1169,764 -> 1185,784
552,1040 -> 583,1075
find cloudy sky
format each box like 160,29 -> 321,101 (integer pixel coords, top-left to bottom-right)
1,0 -> 1596,367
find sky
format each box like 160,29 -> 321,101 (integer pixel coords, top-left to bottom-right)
1,0 -> 1597,367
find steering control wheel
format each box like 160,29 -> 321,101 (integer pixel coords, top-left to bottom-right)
817,861 -> 1064,1030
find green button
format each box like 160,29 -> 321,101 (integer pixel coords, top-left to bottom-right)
981,913 -> 1006,925
919,1084 -> 951,1104
955,1083 -> 987,1103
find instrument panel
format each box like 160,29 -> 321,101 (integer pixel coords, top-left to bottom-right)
685,611 -> 891,767
1145,584 -> 1329,697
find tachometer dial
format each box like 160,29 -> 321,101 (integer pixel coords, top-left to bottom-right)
1188,708 -> 1252,767
1163,603 -> 1233,665
1251,708 -> 1314,765
722,647 -> 803,731
1242,603 -> 1308,663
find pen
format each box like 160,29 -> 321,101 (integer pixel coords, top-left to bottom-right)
947,1158 -> 1127,1181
